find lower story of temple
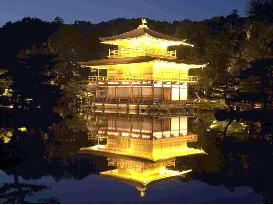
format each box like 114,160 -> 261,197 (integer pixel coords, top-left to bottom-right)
90,82 -> 188,102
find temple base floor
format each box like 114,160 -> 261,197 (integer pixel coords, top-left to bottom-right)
82,100 -> 198,114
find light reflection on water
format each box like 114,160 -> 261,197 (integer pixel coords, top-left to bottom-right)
80,113 -> 206,198
0,111 -> 268,203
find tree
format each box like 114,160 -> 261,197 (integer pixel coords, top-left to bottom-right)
247,0 -> 273,23
0,180 -> 55,204
49,24 -> 91,61
9,53 -> 61,111
232,59 -> 273,110
53,16 -> 64,25
0,127 -> 96,203
0,68 -> 12,105
226,18 -> 273,110
0,17 -> 59,66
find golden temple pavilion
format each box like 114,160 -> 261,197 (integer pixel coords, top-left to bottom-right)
79,113 -> 206,197
79,19 -> 207,110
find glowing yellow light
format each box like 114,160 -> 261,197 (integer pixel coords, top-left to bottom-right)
99,157 -> 192,197
80,134 -> 205,161
139,189 -> 145,198
0,131 -> 12,143
87,61 -> 203,83
79,19 -> 210,105
79,115 -> 208,198
102,34 -> 192,49
18,127 -> 27,132
138,18 -> 148,29
2,89 -> 12,97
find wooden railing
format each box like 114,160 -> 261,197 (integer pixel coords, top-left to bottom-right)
108,48 -> 176,59
88,75 -> 198,83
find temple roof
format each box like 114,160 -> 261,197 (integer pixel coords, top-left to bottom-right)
100,169 -> 192,197
79,56 -> 207,67
100,26 -> 186,42
79,56 -> 153,66
79,145 -> 206,162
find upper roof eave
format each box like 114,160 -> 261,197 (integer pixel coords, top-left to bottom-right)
78,56 -> 208,68
99,27 -> 186,43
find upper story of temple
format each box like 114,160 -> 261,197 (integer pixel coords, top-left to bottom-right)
79,19 -> 207,84
101,19 -> 193,59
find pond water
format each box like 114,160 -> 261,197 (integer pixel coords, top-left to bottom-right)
0,110 -> 272,203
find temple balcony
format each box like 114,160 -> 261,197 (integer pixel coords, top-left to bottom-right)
88,74 -> 198,83
108,48 -> 176,59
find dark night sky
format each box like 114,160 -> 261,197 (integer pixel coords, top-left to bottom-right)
0,0 -> 248,26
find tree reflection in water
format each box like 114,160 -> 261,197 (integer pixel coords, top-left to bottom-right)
0,105 -> 97,203
0,178 -> 57,204
0,108 -> 273,203
192,111 -> 273,203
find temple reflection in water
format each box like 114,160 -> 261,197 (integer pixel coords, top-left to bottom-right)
79,113 -> 206,197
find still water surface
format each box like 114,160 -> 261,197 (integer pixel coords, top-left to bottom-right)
0,111 -> 271,203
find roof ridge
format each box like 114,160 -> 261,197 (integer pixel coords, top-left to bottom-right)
100,26 -> 185,42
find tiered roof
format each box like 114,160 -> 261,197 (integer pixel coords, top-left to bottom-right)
79,56 -> 207,68
101,25 -> 186,42
100,18 -> 193,46
79,19 -> 207,71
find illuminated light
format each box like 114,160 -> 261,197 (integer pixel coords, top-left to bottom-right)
139,189 -> 145,198
102,31 -> 194,50
18,127 -> 27,132
140,130 -> 151,133
173,133 -> 180,137
138,18 -> 148,29
154,83 -> 163,88
92,145 -> 106,149
103,34 -> 185,48
80,19 -> 208,102
99,19 -> 195,60
107,47 -> 176,59
99,157 -> 193,198
0,131 -> 13,143
107,131 -> 118,136
81,135 -> 206,161
105,104 -> 117,107
81,117 -> 206,196
154,136 -> 163,139
121,132 -> 130,137
131,133 -> 140,138
2,89 -> 12,97
142,135 -> 151,139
